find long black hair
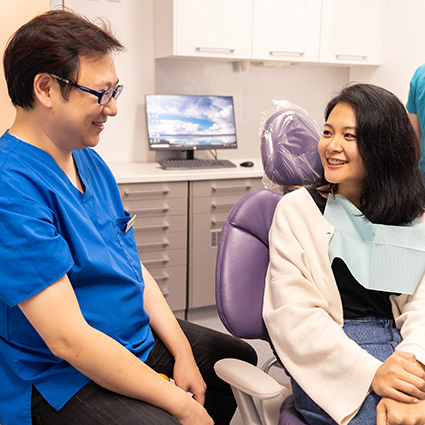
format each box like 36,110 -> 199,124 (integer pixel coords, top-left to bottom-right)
313,83 -> 425,225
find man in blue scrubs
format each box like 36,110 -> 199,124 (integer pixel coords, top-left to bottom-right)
0,10 -> 257,425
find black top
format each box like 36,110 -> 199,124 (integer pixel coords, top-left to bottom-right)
307,187 -> 393,319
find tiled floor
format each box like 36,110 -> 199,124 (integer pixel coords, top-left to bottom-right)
188,306 -> 288,425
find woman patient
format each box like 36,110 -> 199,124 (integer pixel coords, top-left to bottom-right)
263,83 -> 425,425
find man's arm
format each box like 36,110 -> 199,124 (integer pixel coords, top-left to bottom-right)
18,274 -> 212,425
141,263 -> 207,405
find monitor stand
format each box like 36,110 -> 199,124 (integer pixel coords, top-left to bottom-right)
184,150 -> 195,160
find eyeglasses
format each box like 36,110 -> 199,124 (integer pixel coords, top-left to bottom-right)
51,74 -> 124,105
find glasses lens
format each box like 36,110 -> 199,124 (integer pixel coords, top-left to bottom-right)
114,85 -> 123,102
100,86 -> 123,105
100,90 -> 113,105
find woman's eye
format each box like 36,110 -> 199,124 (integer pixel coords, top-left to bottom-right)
323,130 -> 332,137
345,133 -> 357,140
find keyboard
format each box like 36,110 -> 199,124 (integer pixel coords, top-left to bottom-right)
159,159 -> 237,170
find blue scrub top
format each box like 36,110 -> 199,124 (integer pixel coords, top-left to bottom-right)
406,63 -> 425,174
0,131 -> 154,425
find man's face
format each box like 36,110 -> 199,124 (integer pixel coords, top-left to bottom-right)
50,53 -> 120,152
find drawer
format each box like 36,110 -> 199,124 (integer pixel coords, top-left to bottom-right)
192,193 -> 247,215
148,265 -> 187,311
140,248 -> 187,269
132,215 -> 187,235
134,230 -> 187,253
123,197 -> 187,218
119,181 -> 187,200
191,178 -> 263,198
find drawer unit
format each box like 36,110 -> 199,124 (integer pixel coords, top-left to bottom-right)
118,182 -> 188,315
188,177 -> 263,308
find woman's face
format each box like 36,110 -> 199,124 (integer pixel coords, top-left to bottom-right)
318,102 -> 367,206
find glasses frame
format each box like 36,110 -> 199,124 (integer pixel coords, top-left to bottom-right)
51,74 -> 123,105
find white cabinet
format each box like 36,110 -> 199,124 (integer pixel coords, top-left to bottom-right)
252,0 -> 321,63
320,0 -> 384,65
154,0 -> 252,59
155,0 -> 384,67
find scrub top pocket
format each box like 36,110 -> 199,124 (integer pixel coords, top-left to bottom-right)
113,214 -> 143,282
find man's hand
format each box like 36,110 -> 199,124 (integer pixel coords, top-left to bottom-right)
372,351 -> 425,403
173,355 -> 207,406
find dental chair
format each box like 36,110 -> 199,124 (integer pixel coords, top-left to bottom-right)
214,106 -> 322,425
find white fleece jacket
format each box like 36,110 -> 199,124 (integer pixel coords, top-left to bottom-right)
263,187 -> 425,425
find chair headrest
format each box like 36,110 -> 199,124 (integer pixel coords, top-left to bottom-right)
261,108 -> 322,188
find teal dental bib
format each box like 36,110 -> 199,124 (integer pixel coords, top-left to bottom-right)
324,195 -> 425,295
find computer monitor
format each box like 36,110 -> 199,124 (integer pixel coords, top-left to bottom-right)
145,94 -> 237,159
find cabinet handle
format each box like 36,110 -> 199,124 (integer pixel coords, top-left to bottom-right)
212,184 -> 252,192
137,240 -> 170,249
161,287 -> 170,297
269,50 -> 305,57
212,202 -> 235,209
335,53 -> 368,60
127,206 -> 170,214
195,45 -> 236,54
153,273 -> 170,282
134,224 -> 170,231
124,188 -> 169,197
211,219 -> 226,226
143,257 -> 170,265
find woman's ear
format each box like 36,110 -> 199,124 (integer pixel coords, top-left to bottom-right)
33,73 -> 54,108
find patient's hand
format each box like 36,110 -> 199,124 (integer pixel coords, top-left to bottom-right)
376,397 -> 425,425
371,351 -> 425,403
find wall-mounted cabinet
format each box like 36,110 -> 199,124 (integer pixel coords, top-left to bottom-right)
252,0 -> 321,63
154,0 -> 252,59
320,0 -> 383,66
154,0 -> 384,66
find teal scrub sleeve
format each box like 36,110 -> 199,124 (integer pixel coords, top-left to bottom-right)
0,196 -> 74,307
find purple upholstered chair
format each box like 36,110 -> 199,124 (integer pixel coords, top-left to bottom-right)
214,107 -> 322,425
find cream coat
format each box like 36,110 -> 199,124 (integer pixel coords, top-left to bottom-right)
263,187 -> 425,425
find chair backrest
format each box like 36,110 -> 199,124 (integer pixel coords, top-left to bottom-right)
261,108 -> 322,188
216,107 -> 322,341
215,189 -> 283,340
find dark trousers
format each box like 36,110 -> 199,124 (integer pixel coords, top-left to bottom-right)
31,319 -> 258,425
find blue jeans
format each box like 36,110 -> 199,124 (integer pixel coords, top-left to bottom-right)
291,318 -> 401,425
31,319 -> 257,425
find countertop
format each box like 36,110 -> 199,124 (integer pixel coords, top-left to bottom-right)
108,159 -> 264,184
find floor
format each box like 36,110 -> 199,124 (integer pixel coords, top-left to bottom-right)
188,306 -> 288,425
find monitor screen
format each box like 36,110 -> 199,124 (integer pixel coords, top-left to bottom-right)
145,94 -> 238,152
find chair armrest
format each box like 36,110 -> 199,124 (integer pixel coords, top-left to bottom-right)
214,358 -> 284,400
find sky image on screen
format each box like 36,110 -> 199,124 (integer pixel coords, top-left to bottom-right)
146,94 -> 237,151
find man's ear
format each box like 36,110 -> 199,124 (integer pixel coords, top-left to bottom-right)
33,73 -> 55,108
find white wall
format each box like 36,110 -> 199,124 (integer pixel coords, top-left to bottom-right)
155,60 -> 348,160
350,0 -> 425,104
0,0 -> 50,131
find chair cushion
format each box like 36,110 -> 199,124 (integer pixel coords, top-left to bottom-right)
215,189 -> 283,340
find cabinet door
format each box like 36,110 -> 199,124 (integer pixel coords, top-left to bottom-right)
320,0 -> 384,65
252,0 -> 321,63
173,0 -> 252,59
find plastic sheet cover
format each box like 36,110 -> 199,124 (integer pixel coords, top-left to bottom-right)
260,100 -> 322,191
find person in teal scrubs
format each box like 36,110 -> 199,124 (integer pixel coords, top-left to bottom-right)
406,63 -> 425,174
0,10 -> 256,425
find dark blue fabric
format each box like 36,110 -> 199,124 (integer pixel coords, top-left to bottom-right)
291,318 -> 401,425
0,131 -> 154,425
